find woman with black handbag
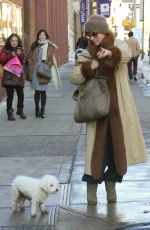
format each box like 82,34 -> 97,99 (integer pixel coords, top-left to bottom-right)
28,29 -> 56,118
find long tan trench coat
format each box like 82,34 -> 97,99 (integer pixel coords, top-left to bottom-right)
70,39 -> 148,176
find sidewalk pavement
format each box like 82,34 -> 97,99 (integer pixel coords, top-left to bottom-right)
0,62 -> 150,230
138,56 -> 150,84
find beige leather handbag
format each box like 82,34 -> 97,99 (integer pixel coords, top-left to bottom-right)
74,77 -> 110,123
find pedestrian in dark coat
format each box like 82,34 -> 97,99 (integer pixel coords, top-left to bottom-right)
75,32 -> 89,50
75,32 -> 89,61
0,33 -> 26,121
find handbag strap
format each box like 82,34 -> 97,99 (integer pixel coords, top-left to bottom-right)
94,76 -> 107,80
95,69 -> 107,80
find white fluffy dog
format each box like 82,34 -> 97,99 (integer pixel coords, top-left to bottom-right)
11,175 -> 59,216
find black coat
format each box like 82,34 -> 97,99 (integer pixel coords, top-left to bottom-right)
75,36 -> 88,50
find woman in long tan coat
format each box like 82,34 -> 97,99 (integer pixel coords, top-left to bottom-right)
70,15 -> 148,205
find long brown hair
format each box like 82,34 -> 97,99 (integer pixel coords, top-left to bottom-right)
31,29 -> 50,49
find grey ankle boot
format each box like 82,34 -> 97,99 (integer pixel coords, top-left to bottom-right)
105,181 -> 117,203
7,109 -> 15,121
16,107 -> 27,119
87,183 -> 98,205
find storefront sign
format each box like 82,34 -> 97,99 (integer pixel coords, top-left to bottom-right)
98,0 -> 112,18
80,0 -> 87,25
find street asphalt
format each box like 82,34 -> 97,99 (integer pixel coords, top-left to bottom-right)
0,62 -> 150,230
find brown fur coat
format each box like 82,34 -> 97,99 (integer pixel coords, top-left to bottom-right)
81,32 -> 127,181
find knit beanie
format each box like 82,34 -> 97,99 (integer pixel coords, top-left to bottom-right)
85,15 -> 109,34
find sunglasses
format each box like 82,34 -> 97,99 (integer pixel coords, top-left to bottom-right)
85,32 -> 98,38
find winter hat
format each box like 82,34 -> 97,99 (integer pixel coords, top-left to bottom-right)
85,15 -> 109,34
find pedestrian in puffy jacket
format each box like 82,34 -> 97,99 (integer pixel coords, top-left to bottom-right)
0,33 -> 26,121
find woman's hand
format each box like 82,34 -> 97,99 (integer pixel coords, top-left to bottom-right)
53,43 -> 58,49
97,48 -> 112,59
16,49 -> 22,56
90,60 -> 99,70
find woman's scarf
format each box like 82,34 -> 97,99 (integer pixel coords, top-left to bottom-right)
38,39 -> 50,61
4,45 -> 23,53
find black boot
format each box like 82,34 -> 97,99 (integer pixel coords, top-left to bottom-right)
17,108 -> 27,119
41,108 -> 46,118
7,109 -> 15,121
35,106 -> 40,117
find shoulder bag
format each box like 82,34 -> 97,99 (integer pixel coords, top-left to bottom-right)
74,77 -> 110,123
37,62 -> 52,79
38,76 -> 50,84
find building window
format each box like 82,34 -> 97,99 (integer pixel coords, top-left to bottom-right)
0,1 -> 22,45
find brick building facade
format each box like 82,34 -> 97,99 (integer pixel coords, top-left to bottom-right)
0,0 -> 68,100
24,0 -> 68,66
0,0 -> 68,64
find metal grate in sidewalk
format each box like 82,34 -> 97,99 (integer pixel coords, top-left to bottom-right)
116,222 -> 150,230
48,206 -> 60,228
0,225 -> 54,230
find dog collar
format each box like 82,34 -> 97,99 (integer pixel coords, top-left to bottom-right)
40,187 -> 48,195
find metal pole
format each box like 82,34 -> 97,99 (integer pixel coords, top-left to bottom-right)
149,34 -> 150,64
134,0 -> 136,27
88,0 -> 93,16
141,0 -> 144,60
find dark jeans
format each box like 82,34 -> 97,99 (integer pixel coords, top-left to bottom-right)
127,57 -> 138,78
5,86 -> 24,110
82,126 -> 123,184
34,90 -> 47,109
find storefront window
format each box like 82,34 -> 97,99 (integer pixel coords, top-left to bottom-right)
0,1 -> 22,45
